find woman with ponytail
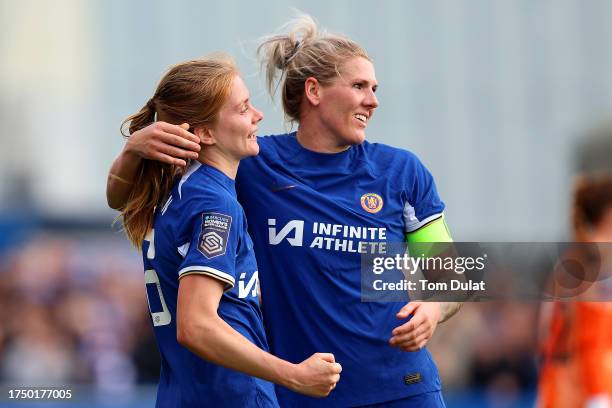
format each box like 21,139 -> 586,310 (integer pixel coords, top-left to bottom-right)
108,15 -> 457,407
113,55 -> 341,408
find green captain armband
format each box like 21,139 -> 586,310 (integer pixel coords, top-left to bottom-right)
405,215 -> 453,243
405,216 -> 453,257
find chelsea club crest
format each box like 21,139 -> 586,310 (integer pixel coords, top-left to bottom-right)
360,193 -> 383,214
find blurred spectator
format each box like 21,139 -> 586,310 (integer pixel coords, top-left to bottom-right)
537,175 -> 612,408
0,232 -> 160,395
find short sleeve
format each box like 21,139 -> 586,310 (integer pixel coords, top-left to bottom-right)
402,155 -> 445,233
177,198 -> 241,289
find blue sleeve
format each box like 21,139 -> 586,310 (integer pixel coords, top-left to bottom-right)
402,154 -> 445,233
177,197 -> 241,289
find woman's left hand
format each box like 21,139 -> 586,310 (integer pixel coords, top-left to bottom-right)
389,301 -> 441,351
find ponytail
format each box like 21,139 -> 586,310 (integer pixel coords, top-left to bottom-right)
120,160 -> 180,248
120,99 -> 157,137
119,99 -> 182,247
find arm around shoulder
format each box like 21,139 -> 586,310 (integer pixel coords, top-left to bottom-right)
106,122 -> 201,210
106,148 -> 142,209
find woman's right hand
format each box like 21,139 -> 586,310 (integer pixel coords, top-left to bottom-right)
125,121 -> 201,167
288,353 -> 342,398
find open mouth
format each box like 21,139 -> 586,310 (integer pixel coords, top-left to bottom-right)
354,113 -> 368,124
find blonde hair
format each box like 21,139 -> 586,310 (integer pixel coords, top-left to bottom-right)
120,55 -> 238,247
257,13 -> 370,122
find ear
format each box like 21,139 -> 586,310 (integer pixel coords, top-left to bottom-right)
194,126 -> 215,146
304,77 -> 321,107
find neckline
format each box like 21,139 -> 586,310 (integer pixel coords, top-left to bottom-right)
287,132 -> 355,161
198,162 -> 236,193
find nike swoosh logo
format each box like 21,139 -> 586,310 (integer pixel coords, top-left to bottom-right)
271,184 -> 297,192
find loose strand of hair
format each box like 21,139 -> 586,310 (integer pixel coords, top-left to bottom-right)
120,104 -> 155,137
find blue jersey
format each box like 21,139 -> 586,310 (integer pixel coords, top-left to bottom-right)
236,133 -> 445,407
142,162 -> 278,408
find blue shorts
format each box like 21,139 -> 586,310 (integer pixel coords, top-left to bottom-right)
356,391 -> 446,408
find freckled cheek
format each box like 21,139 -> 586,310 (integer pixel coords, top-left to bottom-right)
226,121 -> 249,138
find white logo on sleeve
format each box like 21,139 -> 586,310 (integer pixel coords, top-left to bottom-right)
198,213 -> 232,258
201,231 -> 224,255
268,219 -> 304,246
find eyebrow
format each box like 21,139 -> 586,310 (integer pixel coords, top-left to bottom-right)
236,97 -> 249,108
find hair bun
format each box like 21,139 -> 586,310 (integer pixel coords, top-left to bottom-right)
282,41 -> 300,68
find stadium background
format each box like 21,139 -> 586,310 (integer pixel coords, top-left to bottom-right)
1,1 -> 611,407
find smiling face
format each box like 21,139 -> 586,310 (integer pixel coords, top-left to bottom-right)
317,57 -> 379,147
207,75 -> 263,160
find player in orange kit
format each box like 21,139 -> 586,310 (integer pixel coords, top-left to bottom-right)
537,175 -> 612,408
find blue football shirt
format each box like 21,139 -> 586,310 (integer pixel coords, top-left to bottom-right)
236,133 -> 445,407
142,162 -> 278,408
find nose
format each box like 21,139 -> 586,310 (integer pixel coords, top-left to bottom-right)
253,106 -> 264,123
364,89 -> 379,109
